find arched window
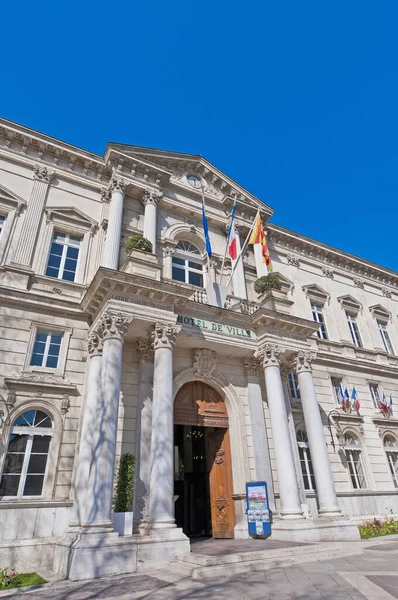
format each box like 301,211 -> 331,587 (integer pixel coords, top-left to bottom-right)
0,410 -> 53,497
296,430 -> 315,491
384,436 -> 398,488
172,241 -> 203,287
344,432 -> 367,489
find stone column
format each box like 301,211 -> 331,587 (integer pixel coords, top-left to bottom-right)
244,357 -> 276,513
162,246 -> 175,279
102,176 -> 128,269
142,189 -> 162,253
256,343 -> 303,519
134,337 -> 154,528
231,224 -> 247,300
12,165 -> 54,267
71,327 -> 104,527
294,351 -> 341,516
149,321 -> 178,528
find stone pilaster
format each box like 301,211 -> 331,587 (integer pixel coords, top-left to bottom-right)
162,245 -> 175,279
142,189 -> 162,253
293,350 -> 341,516
12,165 -> 55,267
101,175 -> 128,269
255,343 -> 304,519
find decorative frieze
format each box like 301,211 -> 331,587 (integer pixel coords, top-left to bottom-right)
151,321 -> 179,350
137,337 -> 154,362
243,357 -> 261,377
293,350 -> 317,373
255,343 -> 285,368
193,348 -> 217,379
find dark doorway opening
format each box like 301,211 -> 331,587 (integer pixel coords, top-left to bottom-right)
174,424 -> 221,538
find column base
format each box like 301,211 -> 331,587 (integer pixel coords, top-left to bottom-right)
271,515 -> 360,542
279,509 -> 305,520
318,507 -> 342,517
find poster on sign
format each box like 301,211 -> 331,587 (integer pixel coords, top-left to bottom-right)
246,481 -> 271,536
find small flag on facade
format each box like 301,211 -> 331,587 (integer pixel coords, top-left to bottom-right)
248,213 -> 273,271
201,195 -> 212,258
352,387 -> 360,411
227,200 -> 238,260
380,393 -> 389,414
390,395 -> 393,409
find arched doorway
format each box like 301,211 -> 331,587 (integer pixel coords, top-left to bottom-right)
174,381 -> 236,539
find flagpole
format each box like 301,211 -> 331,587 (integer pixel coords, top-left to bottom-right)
218,194 -> 237,284
200,182 -> 211,276
225,210 -> 260,290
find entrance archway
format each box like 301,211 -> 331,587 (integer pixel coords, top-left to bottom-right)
173,381 -> 236,538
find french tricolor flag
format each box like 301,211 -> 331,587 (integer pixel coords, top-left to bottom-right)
227,200 -> 238,261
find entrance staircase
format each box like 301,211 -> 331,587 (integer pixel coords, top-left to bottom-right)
166,540 -> 365,580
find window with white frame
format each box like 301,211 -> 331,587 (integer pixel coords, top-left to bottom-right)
331,377 -> 343,404
378,321 -> 394,355
0,410 -> 53,497
30,331 -> 63,369
344,432 -> 367,489
311,303 -> 328,340
296,430 -> 316,491
369,383 -> 381,410
346,312 -> 363,348
288,373 -> 301,400
45,232 -> 81,282
0,215 -> 5,237
172,241 -> 203,287
384,436 -> 398,488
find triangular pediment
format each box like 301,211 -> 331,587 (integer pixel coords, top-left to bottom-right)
45,206 -> 98,229
0,183 -> 26,210
337,294 -> 362,311
105,143 -> 274,219
369,304 -> 391,321
302,284 -> 330,304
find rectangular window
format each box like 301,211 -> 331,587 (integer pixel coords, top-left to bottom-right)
346,313 -> 363,348
46,232 -> 81,282
0,215 -> 5,237
288,373 -> 300,400
345,449 -> 367,489
369,383 -> 381,409
378,321 -> 394,355
331,377 -> 343,404
311,303 -> 328,340
30,331 -> 63,369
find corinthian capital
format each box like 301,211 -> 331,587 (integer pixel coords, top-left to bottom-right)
99,312 -> 131,342
143,188 -> 163,206
255,343 -> 285,368
162,245 -> 176,257
294,350 -> 317,373
137,337 -> 154,362
109,176 -> 128,193
243,357 -> 261,377
151,322 -> 179,350
86,329 -> 104,356
33,165 -> 55,183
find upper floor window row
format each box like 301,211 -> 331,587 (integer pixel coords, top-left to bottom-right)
311,303 -> 328,340
346,312 -> 363,348
172,241 -> 203,287
46,232 -> 81,282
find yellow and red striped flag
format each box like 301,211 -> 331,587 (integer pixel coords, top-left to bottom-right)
248,214 -> 273,272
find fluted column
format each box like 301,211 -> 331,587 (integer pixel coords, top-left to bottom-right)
12,165 -> 54,267
244,357 -> 276,512
149,321 -> 178,528
102,176 -> 128,269
294,351 -> 341,516
70,327 -> 104,528
142,189 -> 162,253
231,224 -> 247,300
256,343 -> 303,519
134,337 -> 154,527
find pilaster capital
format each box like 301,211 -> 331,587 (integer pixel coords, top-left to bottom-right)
143,188 -> 163,206
99,312 -> 131,342
255,343 -> 285,368
109,176 -> 128,194
151,321 -> 179,350
293,350 -> 317,373
100,187 -> 111,202
33,165 -> 55,183
243,357 -> 261,377
137,337 -> 154,362
86,328 -> 104,356
162,245 -> 176,258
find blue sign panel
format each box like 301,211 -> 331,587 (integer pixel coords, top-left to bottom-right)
246,481 -> 271,536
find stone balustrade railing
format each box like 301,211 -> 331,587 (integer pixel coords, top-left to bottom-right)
189,290 -> 259,315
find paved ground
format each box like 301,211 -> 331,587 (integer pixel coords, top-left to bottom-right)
3,539 -> 398,599
191,537 -> 308,555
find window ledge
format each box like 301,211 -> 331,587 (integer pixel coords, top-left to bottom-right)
4,372 -> 78,394
0,499 -> 72,509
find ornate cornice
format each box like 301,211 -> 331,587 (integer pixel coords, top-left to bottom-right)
294,350 -> 317,373
255,343 -> 285,368
33,164 -> 55,183
151,321 -> 179,350
243,357 -> 261,377
142,188 -> 163,206
137,337 -> 154,362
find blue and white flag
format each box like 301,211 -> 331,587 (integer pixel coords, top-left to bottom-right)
344,388 -> 350,400
201,197 -> 212,258
390,395 -> 393,407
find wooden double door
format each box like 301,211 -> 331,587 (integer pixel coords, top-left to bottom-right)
174,382 -> 236,539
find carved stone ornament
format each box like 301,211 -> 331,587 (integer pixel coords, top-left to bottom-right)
193,349 -> 217,379
294,350 -> 317,373
287,253 -> 300,267
61,395 -> 70,415
322,265 -> 334,278
353,277 -> 364,289
108,176 -> 128,194
99,312 -> 131,342
6,391 -> 16,412
86,329 -> 104,356
162,245 -> 176,258
382,287 -> 392,299
151,322 -> 179,350
243,357 -> 261,377
33,164 -> 55,183
143,188 -> 163,206
255,343 -> 285,368
100,187 -> 111,202
137,337 -> 154,362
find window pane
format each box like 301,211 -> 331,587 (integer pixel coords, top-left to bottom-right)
30,354 -> 44,367
50,242 -> 63,256
47,253 -> 62,268
48,343 -> 61,356
64,258 -> 77,272
69,235 -> 81,245
31,435 -> 51,452
33,412 -> 52,428
3,453 -> 25,474
66,246 -> 79,259
188,261 -> 202,270
189,271 -> 203,287
23,475 -> 44,496
14,411 -> 35,426
172,266 -> 185,282
62,270 -> 76,282
32,340 -> 46,354
172,257 -> 185,266
46,266 -> 59,278
0,474 -> 20,496
50,334 -> 62,345
27,454 -> 48,474
46,355 -> 59,368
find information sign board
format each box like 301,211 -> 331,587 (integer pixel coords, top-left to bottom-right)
246,481 -> 271,536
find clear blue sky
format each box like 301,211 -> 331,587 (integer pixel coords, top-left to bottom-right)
1,2 -> 396,270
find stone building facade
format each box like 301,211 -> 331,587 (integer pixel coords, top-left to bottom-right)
0,117 -> 397,579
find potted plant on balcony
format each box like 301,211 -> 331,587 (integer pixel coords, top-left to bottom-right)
113,452 -> 136,536
122,235 -> 162,280
125,234 -> 153,254
254,273 -> 282,295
